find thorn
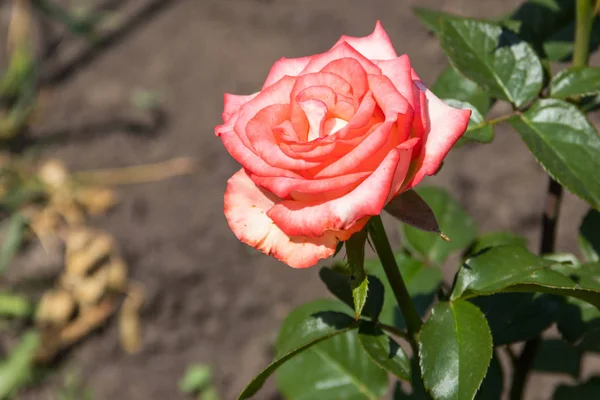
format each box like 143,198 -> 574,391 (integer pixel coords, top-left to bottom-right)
440,232 -> 451,242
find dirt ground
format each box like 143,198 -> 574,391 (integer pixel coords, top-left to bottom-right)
3,0 -> 600,399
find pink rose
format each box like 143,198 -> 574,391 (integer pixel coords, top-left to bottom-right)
216,21 -> 470,268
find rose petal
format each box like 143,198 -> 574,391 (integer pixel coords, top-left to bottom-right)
246,104 -> 321,169
235,76 -> 297,147
314,75 -> 413,177
250,170 -> 370,199
332,21 -> 397,61
301,42 -> 382,76
222,93 -> 258,123
267,139 -> 418,238
263,56 -> 312,88
322,58 -> 369,99
409,81 -> 471,187
218,129 -> 302,179
225,169 -> 339,268
375,55 -> 414,110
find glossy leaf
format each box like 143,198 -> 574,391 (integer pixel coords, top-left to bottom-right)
0,331 -> 40,398
365,253 -> 442,329
276,330 -> 388,400
439,18 -> 543,107
452,245 -> 600,309
432,66 -> 492,115
580,209 -> 600,262
238,300 -> 357,399
0,214 -> 28,275
443,99 -> 494,143
357,321 -> 410,381
533,339 -> 582,378
385,189 -> 440,233
319,268 -> 385,321
419,300 -> 493,400
467,232 -> 528,256
554,377 -> 600,400
403,186 -> 477,265
471,292 -> 559,345
509,99 -> 600,210
551,67 -> 600,99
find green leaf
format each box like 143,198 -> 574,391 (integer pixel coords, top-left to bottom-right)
179,364 -> 213,394
276,329 -> 388,400
238,300 -> 357,399
452,245 -> 600,309
0,331 -> 40,398
533,339 -> 582,378
385,189 -> 441,233
580,209 -> 600,262
432,66 -> 493,116
403,186 -> 477,265
346,228 -> 369,319
365,253 -> 442,329
439,18 -> 543,108
442,99 -> 494,143
352,278 -> 369,321
475,352 -> 503,400
357,321 -> 410,381
419,300 -> 493,400
557,297 -> 600,352
412,7 -> 448,33
0,214 -> 28,275
471,293 -> 559,345
554,377 -> 600,399
0,292 -> 33,318
509,99 -> 600,210
467,232 -> 528,256
319,268 -> 385,321
550,67 -> 600,99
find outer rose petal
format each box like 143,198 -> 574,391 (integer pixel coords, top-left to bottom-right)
224,169 -> 338,268
375,55 -> 414,110
222,93 -> 258,122
268,138 -> 419,238
409,81 -> 471,187
332,21 -> 397,61
263,56 -> 312,88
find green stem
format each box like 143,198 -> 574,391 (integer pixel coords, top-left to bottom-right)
376,323 -> 410,341
486,113 -> 516,127
573,0 -> 594,68
368,216 -> 422,338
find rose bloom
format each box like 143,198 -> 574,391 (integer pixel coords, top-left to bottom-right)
216,21 -> 470,268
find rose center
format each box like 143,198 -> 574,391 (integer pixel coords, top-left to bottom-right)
323,118 -> 348,137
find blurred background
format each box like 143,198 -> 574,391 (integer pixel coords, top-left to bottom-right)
0,0 -> 597,399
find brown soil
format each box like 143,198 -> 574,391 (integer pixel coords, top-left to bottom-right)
3,0 -> 599,399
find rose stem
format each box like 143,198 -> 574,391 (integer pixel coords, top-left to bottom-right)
367,215 -> 422,338
509,2 -> 593,399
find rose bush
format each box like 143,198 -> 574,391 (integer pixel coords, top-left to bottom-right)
216,21 -> 470,268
